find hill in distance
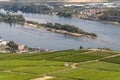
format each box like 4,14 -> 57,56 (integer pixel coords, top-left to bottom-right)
1,0 -> 119,2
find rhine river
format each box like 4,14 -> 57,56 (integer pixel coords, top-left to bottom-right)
0,12 -> 120,50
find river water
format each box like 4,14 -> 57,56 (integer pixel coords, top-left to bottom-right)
0,12 -> 120,50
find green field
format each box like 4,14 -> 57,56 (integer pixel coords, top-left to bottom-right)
0,49 -> 120,80
50,67 -> 120,80
101,55 -> 120,64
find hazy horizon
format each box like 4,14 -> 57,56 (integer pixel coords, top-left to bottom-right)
0,0 -> 109,2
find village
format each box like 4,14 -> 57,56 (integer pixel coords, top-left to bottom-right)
63,1 -> 120,19
0,37 -> 53,53
46,1 -> 120,19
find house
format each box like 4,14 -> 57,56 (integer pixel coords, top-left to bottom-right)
0,39 -> 8,46
16,43 -> 25,51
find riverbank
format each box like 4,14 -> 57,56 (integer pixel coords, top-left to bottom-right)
47,13 -> 120,26
46,28 -> 83,37
73,14 -> 120,26
78,16 -> 120,25
101,21 -> 120,25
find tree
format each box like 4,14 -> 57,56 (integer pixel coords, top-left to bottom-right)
79,46 -> 83,49
7,41 -> 17,53
7,41 -> 16,48
9,48 -> 16,53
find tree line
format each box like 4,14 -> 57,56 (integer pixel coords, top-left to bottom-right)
42,22 -> 97,37
98,8 -> 120,23
2,3 -> 52,14
0,13 -> 25,24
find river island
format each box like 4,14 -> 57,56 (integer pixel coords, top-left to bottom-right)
0,13 -> 97,38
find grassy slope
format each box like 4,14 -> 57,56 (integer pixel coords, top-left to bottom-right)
0,49 -> 120,80
101,56 -> 120,64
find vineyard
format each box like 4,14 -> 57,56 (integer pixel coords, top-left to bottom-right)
0,49 -> 120,80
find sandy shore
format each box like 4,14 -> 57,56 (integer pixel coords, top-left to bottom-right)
103,21 -> 120,25
47,28 -> 84,37
24,23 -> 37,28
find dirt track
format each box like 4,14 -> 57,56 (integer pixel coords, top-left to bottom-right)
31,76 -> 54,80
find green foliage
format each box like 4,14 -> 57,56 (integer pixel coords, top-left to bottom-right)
101,56 -> 120,64
51,67 -> 120,80
42,22 -> 97,37
79,46 -> 83,49
49,51 -> 119,62
0,50 -> 118,63
43,23 -> 82,33
1,50 -> 118,63
2,3 -> 52,14
85,32 -> 97,37
0,50 -> 89,61
0,72 -> 38,80
7,41 -> 16,48
84,51 -> 118,57
0,60 -> 67,80
57,12 -> 72,17
21,50 -> 92,62
7,41 -> 17,53
77,61 -> 120,72
0,60 -> 67,73
0,13 -> 25,24
0,3 -> 83,16
0,50 -> 120,80
98,8 -> 120,23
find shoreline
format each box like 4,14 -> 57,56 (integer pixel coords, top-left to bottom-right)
73,15 -> 120,25
101,21 -> 120,25
58,14 -> 120,26
46,28 -> 84,37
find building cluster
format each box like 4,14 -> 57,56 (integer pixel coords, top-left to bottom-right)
0,38 -> 52,53
0,39 -> 8,46
45,1 -> 120,19
35,1 -> 120,12
79,9 -> 102,17
14,44 -> 53,53
16,43 -> 27,53
63,1 -> 120,8
0,38 -> 8,53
